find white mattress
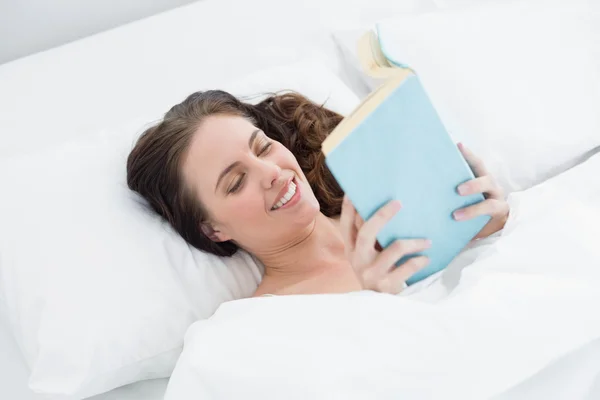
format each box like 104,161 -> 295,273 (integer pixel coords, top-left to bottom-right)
0,0 -> 433,398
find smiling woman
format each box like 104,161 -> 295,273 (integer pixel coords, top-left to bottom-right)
127,90 -> 344,257
178,111 -> 324,256
127,89 -> 509,296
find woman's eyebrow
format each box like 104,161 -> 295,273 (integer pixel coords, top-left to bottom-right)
215,129 -> 260,192
215,161 -> 241,193
248,129 -> 260,148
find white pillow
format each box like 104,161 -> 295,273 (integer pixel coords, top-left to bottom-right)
0,0 -> 432,159
333,0 -> 600,192
431,0 -> 511,9
331,0 -> 438,94
223,60 -> 360,116
0,60 -> 360,399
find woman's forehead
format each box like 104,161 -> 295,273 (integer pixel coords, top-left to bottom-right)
195,115 -> 256,146
183,115 -> 257,189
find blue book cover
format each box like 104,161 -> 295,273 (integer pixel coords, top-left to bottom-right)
322,73 -> 490,285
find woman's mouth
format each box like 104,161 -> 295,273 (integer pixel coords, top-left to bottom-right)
271,178 -> 301,211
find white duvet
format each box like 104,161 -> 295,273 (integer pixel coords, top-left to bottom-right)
165,153 -> 600,400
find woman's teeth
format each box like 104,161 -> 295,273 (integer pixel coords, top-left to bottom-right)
272,181 -> 296,210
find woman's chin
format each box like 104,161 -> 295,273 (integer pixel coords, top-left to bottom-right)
299,195 -> 320,215
280,199 -> 318,227
302,191 -> 321,214
300,205 -> 321,229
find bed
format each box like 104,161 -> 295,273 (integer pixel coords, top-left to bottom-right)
2,0 -> 600,398
0,0 -> 435,398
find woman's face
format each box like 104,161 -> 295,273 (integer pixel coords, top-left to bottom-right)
182,115 -> 321,251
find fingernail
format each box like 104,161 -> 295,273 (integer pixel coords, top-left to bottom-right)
457,185 -> 468,195
453,210 -> 465,220
392,200 -> 402,211
425,239 -> 432,247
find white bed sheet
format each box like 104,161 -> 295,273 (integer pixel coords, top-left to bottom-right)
0,0 -> 435,398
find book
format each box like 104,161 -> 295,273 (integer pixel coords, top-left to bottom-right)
321,32 -> 490,286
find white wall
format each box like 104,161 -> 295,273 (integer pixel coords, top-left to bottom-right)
0,0 -> 201,65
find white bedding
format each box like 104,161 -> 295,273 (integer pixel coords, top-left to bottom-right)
0,0 -> 434,159
5,0 -> 598,397
165,153 -> 600,399
0,0 -> 436,398
0,0 -> 337,158
0,313 -> 167,400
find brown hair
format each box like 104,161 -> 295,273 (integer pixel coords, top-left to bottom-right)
126,90 -> 344,257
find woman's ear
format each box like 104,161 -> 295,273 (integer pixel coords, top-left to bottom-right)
200,222 -> 231,242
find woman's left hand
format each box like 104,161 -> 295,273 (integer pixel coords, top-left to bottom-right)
453,143 -> 509,240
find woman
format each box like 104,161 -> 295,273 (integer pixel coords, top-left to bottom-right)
127,90 -> 509,296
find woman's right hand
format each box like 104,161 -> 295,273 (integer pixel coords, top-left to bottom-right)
340,195 -> 432,294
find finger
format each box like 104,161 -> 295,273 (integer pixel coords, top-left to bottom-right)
354,212 -> 365,232
457,176 -> 503,200
354,213 -> 381,250
377,256 -> 430,294
339,195 -> 358,253
374,239 -> 432,274
453,198 -> 509,221
355,200 -> 402,255
458,143 -> 489,178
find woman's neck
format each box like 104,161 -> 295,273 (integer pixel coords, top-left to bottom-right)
252,213 -> 361,296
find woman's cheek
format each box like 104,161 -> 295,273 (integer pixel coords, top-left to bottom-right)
230,189 -> 264,221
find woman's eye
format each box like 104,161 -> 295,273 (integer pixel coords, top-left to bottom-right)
258,142 -> 272,156
228,174 -> 245,194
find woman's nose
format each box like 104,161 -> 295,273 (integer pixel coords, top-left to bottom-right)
256,159 -> 282,189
